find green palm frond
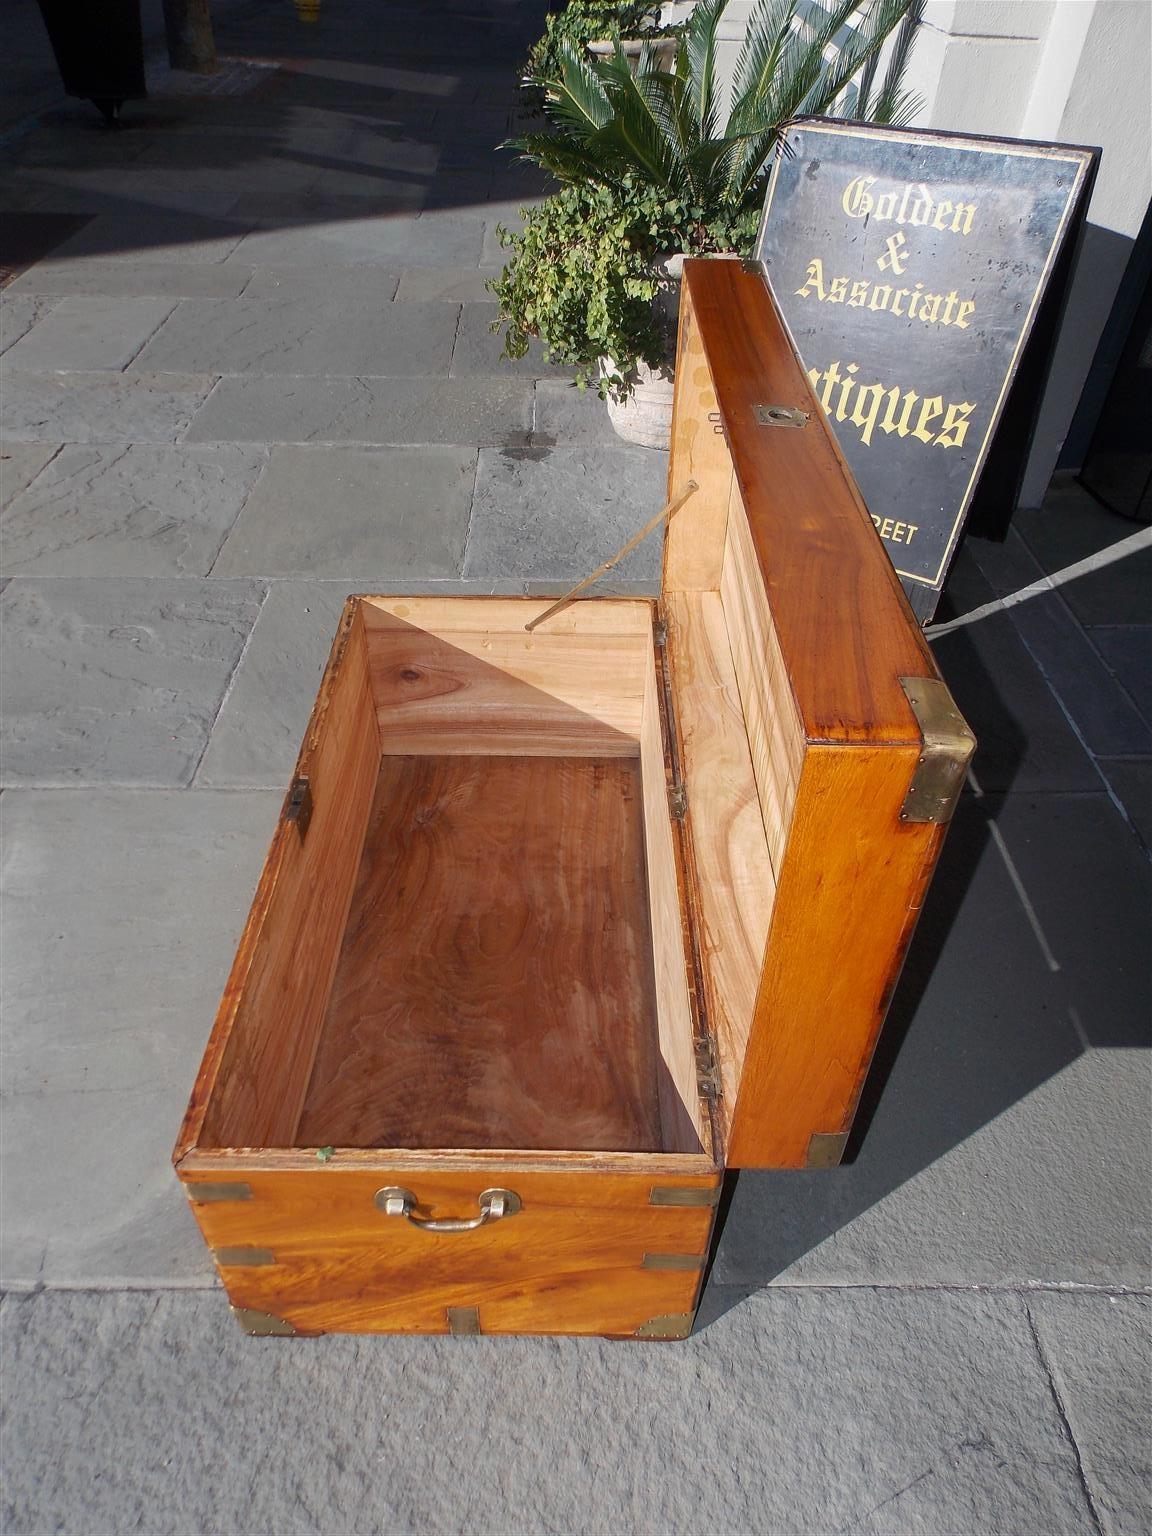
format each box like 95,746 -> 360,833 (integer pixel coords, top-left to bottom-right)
533,39 -> 614,133
794,0 -> 918,118
518,0 -> 923,222
728,0 -> 798,133
681,0 -> 727,142
855,0 -> 925,123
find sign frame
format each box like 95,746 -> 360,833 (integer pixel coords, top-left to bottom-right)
753,118 -> 1098,620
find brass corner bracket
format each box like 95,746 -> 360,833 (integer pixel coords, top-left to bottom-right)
898,676 -> 976,825
635,1313 -> 695,1340
232,1307 -> 297,1337
806,1131 -> 849,1169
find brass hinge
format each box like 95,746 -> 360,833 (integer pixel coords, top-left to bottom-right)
706,409 -> 727,438
753,403 -> 808,429
285,776 -> 313,840
655,610 -> 688,822
693,1035 -> 723,1100
898,676 -> 976,825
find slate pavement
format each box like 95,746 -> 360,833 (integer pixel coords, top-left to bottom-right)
0,0 -> 1148,1532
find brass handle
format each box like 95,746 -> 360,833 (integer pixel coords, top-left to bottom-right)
374,1187 -> 522,1232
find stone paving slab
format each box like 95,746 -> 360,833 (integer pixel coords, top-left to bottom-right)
394,264 -> 500,302
195,580 -> 359,788
132,291 -> 458,378
1099,755 -> 1152,851
183,373 -> 533,446
450,301 -> 566,377
6,259 -> 254,299
483,216 -> 522,265
1,443 -> 267,577
1,294 -> 177,372
195,580 -> 656,788
1091,624 -> 1152,723
31,210 -> 250,266
0,1286 -> 1106,1536
224,213 -> 484,268
1030,1292 -> 1152,1536
983,789 -> 1152,1049
0,578 -> 264,786
211,444 -> 475,577
0,443 -> 58,506
969,529 -> 1152,759
238,266 -> 402,305
1017,483 -> 1152,626
930,612 -> 1103,794
722,1050 -> 1152,1292
463,444 -> 667,584
0,293 -> 59,353
0,788 -> 281,1287
534,378 -> 623,443
712,792 -> 1152,1291
2,370 -> 217,444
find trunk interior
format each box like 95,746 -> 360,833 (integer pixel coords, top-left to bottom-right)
196,597 -> 710,1159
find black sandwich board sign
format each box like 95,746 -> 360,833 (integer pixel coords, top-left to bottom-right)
754,119 -> 1097,622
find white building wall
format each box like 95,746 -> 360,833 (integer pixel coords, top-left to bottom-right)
903,0 -> 1152,504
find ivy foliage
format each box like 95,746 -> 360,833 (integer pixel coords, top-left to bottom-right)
523,1 -> 666,102
490,178 -> 757,396
496,0 -> 923,392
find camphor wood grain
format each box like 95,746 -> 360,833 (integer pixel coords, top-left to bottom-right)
663,290 -> 736,591
180,595 -> 707,1167
186,605 -> 382,1152
297,754 -> 666,1153
184,1167 -> 718,1337
728,744 -> 946,1167
667,260 -> 971,1166
676,259 -> 937,740
177,258 -> 973,1338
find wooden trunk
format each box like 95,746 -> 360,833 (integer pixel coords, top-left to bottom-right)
175,261 -> 974,1339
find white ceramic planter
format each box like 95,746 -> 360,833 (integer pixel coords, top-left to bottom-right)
600,253 -> 684,451
587,36 -> 679,73
601,356 -> 676,450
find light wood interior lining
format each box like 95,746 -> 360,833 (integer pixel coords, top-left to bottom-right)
662,293 -> 735,592
200,608 -> 383,1148
719,487 -> 806,878
661,271 -> 806,1138
663,591 -> 778,1128
194,597 -> 706,1160
361,597 -> 650,755
638,644 -> 707,1152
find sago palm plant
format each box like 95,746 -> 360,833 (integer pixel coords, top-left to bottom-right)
511,0 -> 924,219
491,0 -> 925,421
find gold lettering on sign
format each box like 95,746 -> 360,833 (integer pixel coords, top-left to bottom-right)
842,177 -> 977,236
795,260 -> 975,330
806,360 -> 977,453
871,515 -> 920,546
